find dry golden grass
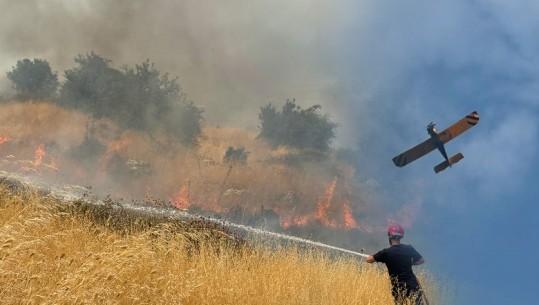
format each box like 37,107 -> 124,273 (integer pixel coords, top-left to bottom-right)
0,183 -> 442,305
0,101 -> 445,304
0,101 -> 89,148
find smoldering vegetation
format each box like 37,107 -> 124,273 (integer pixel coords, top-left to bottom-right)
0,99 -> 385,252
0,3 -> 424,252
0,51 -> 417,253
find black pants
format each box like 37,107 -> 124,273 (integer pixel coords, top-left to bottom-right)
391,282 -> 423,305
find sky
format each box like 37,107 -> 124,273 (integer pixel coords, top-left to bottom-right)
1,1 -> 538,304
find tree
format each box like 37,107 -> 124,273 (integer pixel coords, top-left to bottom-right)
6,58 -> 59,99
223,146 -> 249,165
121,60 -> 205,146
59,52 -> 204,147
120,60 -> 181,131
60,52 -> 124,119
166,101 -> 205,147
258,99 -> 337,151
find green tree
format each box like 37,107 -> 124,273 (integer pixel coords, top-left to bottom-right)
258,99 -> 337,151
166,101 -> 205,147
121,60 -> 180,131
60,52 -> 124,119
121,60 -> 204,146
59,52 -> 204,147
6,58 -> 59,99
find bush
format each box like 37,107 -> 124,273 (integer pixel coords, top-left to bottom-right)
6,58 -> 59,99
59,52 -> 204,147
60,52 -> 124,118
119,60 -> 180,131
223,146 -> 249,165
258,99 -> 337,152
164,101 -> 205,147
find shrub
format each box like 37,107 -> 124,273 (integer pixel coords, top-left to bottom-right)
223,146 -> 250,165
59,52 -> 123,118
258,99 -> 337,152
6,58 -> 59,99
165,101 -> 205,147
59,52 -> 204,147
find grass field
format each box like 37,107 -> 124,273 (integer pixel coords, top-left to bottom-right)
0,182 -> 443,305
0,101 -> 446,304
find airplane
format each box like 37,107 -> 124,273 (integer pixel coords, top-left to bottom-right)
392,111 -> 480,173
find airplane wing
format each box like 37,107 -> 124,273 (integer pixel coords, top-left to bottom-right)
392,137 -> 437,167
438,111 -> 480,144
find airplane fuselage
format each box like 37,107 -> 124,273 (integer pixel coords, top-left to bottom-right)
427,126 -> 450,163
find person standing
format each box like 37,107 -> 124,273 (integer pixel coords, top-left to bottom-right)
366,223 -> 425,304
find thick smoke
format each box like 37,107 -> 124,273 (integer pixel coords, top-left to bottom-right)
0,0 -> 348,133
0,0 -> 412,255
321,2 -> 539,304
7,2 -> 514,297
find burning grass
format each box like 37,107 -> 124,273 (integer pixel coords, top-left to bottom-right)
0,101 -> 387,241
0,101 -> 446,302
0,182 -> 445,304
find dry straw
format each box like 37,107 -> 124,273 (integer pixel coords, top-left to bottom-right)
0,183 -> 443,305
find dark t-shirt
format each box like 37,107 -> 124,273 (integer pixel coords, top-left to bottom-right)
373,244 -> 422,288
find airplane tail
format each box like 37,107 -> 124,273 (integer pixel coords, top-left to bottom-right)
434,153 -> 464,173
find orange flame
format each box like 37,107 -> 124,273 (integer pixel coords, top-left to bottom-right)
0,134 -> 8,146
98,138 -> 130,177
281,215 -> 310,228
343,199 -> 359,229
312,176 -> 364,230
33,144 -> 45,166
172,184 -> 190,210
315,177 -> 338,227
102,138 -> 130,163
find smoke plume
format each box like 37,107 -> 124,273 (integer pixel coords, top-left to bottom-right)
0,0 -> 348,132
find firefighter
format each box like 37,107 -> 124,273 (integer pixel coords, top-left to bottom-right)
366,223 -> 425,304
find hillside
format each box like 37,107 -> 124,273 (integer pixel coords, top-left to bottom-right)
0,100 -> 421,251
0,181 -> 441,304
0,100 -> 445,303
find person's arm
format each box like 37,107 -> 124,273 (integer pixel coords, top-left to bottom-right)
412,257 -> 425,265
368,249 -> 385,264
409,245 -> 424,266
